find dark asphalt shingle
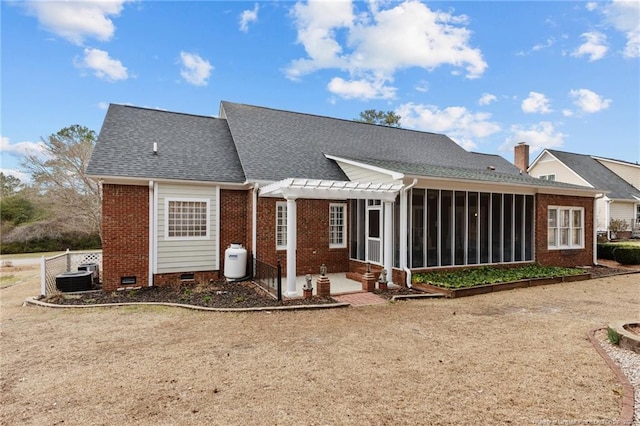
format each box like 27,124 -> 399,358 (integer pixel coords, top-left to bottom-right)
546,150 -> 640,200
87,104 -> 246,183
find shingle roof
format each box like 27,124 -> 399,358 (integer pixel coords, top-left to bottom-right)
336,156 -> 591,190
220,101 -> 521,181
547,149 -> 640,200
86,104 -> 246,183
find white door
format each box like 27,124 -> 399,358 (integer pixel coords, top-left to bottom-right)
365,200 -> 383,264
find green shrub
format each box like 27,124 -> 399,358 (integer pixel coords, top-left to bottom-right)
0,232 -> 101,254
613,246 -> 640,265
607,328 -> 621,345
597,243 -> 617,260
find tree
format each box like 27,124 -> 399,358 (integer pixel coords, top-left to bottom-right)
354,109 -> 401,127
0,172 -> 22,197
21,125 -> 101,237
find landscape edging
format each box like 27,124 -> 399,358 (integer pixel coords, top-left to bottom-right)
586,327 -> 635,426
24,296 -> 351,312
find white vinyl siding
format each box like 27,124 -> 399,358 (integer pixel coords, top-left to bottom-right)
609,201 -> 636,227
596,159 -> 640,190
329,203 -> 347,248
157,184 -> 218,273
276,202 -> 287,250
548,206 -> 584,250
334,161 -> 400,184
529,153 -> 591,187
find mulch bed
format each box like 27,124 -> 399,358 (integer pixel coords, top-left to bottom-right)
42,264 -> 636,308
44,280 -> 337,308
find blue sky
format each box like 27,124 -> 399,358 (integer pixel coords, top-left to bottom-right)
2,0 -> 639,182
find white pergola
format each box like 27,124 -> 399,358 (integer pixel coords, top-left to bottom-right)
259,178 -> 403,296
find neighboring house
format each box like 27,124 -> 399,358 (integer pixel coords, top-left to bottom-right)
527,149 -> 640,239
87,102 -> 601,295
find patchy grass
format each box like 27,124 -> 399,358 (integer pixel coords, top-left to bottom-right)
0,274 -> 20,289
413,264 -> 584,289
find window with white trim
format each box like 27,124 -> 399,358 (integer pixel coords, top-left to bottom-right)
276,202 -> 287,249
539,174 -> 556,181
329,203 -> 347,248
166,199 -> 209,239
548,206 -> 583,249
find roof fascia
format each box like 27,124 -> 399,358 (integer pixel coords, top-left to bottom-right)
527,149 -> 549,171
324,154 -> 405,180
402,173 -> 604,196
89,174 -> 250,189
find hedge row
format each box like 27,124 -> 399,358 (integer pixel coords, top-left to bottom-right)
597,243 -> 640,265
0,232 -> 101,255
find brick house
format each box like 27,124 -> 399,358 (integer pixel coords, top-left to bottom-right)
87,101 -> 602,294
526,149 -> 640,239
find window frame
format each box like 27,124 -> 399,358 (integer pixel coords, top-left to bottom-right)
547,205 -> 584,250
539,174 -> 556,181
329,203 -> 347,249
276,201 -> 287,250
164,198 -> 210,240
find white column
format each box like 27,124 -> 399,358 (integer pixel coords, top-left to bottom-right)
383,200 -> 393,284
286,198 -> 297,296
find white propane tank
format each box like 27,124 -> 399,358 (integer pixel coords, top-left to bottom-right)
224,243 -> 247,280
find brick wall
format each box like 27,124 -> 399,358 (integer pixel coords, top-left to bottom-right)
255,198 -> 350,276
219,189 -> 250,276
102,184 -> 149,291
535,193 -> 594,267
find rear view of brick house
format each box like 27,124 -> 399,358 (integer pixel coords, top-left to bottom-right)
87,101 -> 602,294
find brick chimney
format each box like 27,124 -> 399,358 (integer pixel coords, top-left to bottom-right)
514,142 -> 529,173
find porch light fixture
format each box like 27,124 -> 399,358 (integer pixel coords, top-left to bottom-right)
365,262 -> 371,273
320,264 -> 327,276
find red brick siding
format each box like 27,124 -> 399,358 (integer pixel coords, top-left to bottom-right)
535,194 -> 594,267
255,198 -> 350,276
101,184 -> 149,291
219,189 -> 250,276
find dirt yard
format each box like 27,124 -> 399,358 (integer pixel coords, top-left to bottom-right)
1,264 -> 638,425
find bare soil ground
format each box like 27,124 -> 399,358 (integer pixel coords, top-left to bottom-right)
1,264 -> 639,425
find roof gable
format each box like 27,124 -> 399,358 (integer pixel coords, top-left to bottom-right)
87,104 -> 246,183
543,149 -> 640,200
220,101 -> 521,182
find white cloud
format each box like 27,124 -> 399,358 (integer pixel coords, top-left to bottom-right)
0,136 -> 47,158
25,0 -> 130,45
478,93 -> 497,106
0,168 -> 29,183
414,80 -> 429,93
602,0 -> 640,58
179,52 -> 214,86
286,0 -> 487,100
239,3 -> 259,32
97,102 -> 109,110
532,37 -> 556,52
77,48 -> 128,82
586,2 -> 598,12
327,77 -> 396,99
396,102 -> 500,150
562,109 -> 574,117
521,92 -> 552,114
500,122 -> 566,153
569,88 -> 612,113
571,32 -> 608,61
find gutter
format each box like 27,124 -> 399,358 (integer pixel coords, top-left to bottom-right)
400,179 -> 418,287
593,193 -> 606,266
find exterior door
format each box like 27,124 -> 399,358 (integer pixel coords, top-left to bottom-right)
366,200 -> 383,264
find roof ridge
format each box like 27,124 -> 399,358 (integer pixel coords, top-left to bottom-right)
112,103 -> 220,121
220,100 -> 444,137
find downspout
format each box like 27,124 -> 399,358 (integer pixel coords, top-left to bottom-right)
401,179 -> 418,288
148,180 -> 155,287
593,193 -> 605,266
252,183 -> 259,271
